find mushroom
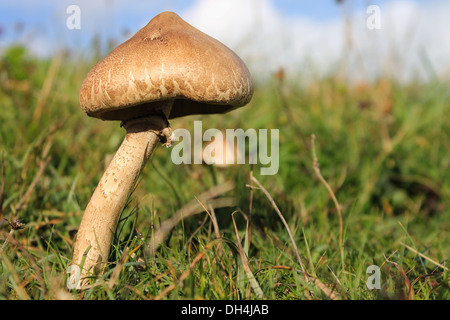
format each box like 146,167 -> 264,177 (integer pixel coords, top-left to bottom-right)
69,11 -> 253,289
203,134 -> 245,168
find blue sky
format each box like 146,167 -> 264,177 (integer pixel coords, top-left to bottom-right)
0,0 -> 426,50
0,0 -> 447,82
0,1 -> 343,43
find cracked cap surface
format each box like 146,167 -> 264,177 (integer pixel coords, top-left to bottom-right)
79,11 -> 253,121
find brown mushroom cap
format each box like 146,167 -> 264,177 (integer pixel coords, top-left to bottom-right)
79,11 -> 253,121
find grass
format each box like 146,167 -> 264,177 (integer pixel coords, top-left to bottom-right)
0,44 -> 449,300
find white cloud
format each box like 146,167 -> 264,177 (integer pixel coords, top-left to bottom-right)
182,0 -> 310,79
182,0 -> 450,83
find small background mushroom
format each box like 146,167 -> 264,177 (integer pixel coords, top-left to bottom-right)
202,134 -> 245,168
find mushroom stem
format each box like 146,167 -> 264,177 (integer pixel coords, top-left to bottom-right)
69,106 -> 173,289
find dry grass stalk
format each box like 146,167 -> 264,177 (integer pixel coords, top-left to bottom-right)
1,218 -> 25,251
32,53 -> 62,123
231,211 -> 264,299
0,251 -> 31,299
107,247 -> 130,290
149,181 -> 235,253
247,165 -> 254,250
13,156 -> 51,214
250,176 -> 342,300
311,134 -> 344,252
384,254 -> 415,300
251,176 -> 308,282
400,242 -> 448,272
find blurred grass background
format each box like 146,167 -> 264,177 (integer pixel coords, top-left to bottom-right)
0,5 -> 449,299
